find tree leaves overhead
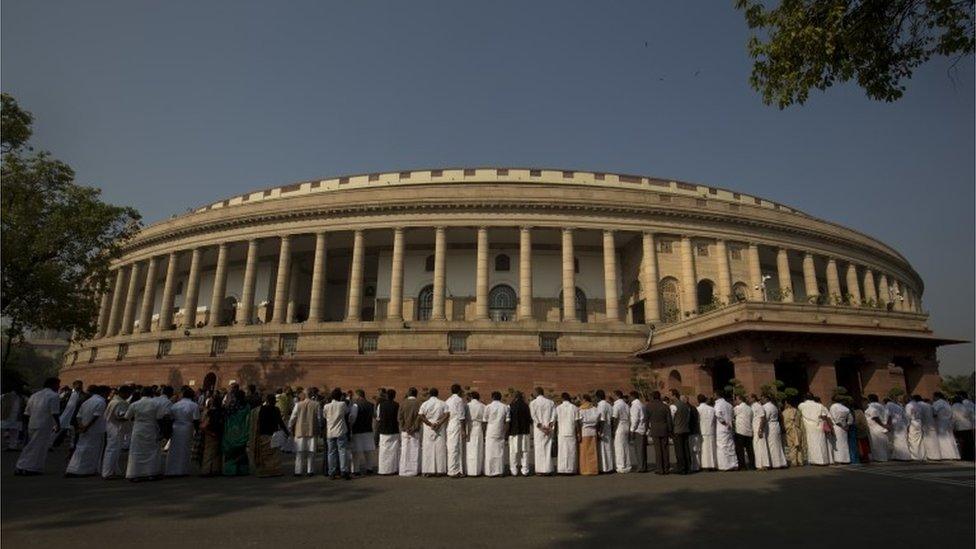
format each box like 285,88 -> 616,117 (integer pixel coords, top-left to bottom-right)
1,93 -> 141,344
735,0 -> 975,108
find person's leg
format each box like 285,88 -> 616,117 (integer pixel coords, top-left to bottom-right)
327,438 -> 338,476
338,436 -> 349,476
743,435 -> 755,469
673,434 -> 687,474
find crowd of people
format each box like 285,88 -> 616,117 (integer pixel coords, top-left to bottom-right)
3,376 -> 974,480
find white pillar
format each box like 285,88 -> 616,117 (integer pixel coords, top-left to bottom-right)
561,228 -> 577,322
802,252 -> 818,302
747,243 -> 762,301
346,230 -> 364,321
308,232 -> 328,322
845,263 -> 861,306
679,236 -> 698,317
95,288 -> 112,338
387,228 -> 404,321
119,262 -> 141,335
272,235 -> 292,323
105,267 -> 127,337
182,247 -> 203,327
862,268 -> 878,305
138,256 -> 158,333
208,243 -> 230,326
877,274 -> 890,308
776,248 -> 793,302
238,239 -> 259,325
715,239 -> 732,304
641,232 -> 660,324
825,258 -> 842,304
431,227 -> 446,320
518,227 -> 533,320
602,230 -> 619,321
157,251 -> 179,331
475,227 -> 490,320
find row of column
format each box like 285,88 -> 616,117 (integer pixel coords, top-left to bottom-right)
94,228 -> 921,338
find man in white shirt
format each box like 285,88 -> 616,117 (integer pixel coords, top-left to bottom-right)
951,394 -> 974,461
444,384 -> 468,477
829,396 -> 853,464
611,390 -> 632,473
932,392 -> 960,460
594,390 -> 615,473
905,395 -> 926,461
418,387 -> 449,476
322,388 -> 351,480
66,385 -> 109,477
556,393 -> 580,474
466,392 -> 487,476
58,380 -> 84,448
696,394 -> 717,471
713,391 -> 738,471
14,377 -> 62,475
484,392 -> 509,476
165,387 -> 201,476
918,397 -> 941,460
101,385 -> 132,479
797,394 -> 831,465
885,397 -> 911,461
529,387 -> 556,475
629,391 -> 647,472
733,395 -> 755,470
749,394 -> 770,470
865,394 -> 891,462
761,394 -> 787,468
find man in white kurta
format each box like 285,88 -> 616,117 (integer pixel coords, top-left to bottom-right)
165,388 -> 200,476
828,399 -> 853,464
932,393 -> 960,460
466,393 -> 487,476
629,393 -> 648,472
885,398 -> 911,460
101,386 -> 132,478
444,385 -> 468,477
697,395 -> 717,470
419,389 -> 449,476
14,379 -> 62,475
761,395 -> 787,468
594,391 -> 615,473
529,388 -> 556,475
58,381 -> 84,448
798,396 -> 831,465
484,392 -> 509,477
918,398 -> 941,460
125,388 -> 169,479
904,396 -> 926,461
556,394 -> 579,474
864,395 -> 891,462
611,391 -> 632,473
713,393 -> 738,471
750,396 -> 771,470
66,386 -> 108,476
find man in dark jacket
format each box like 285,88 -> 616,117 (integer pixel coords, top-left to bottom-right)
508,392 -> 533,476
645,391 -> 673,474
670,389 -> 692,474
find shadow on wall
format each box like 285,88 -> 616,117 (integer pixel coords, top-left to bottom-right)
235,337 -> 307,389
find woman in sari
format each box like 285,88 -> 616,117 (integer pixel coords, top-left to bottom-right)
577,394 -> 601,476
221,386 -> 250,476
781,398 -> 804,467
198,392 -> 224,476
254,395 -> 288,477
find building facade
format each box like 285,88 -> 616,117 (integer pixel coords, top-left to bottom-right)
63,168 -> 953,400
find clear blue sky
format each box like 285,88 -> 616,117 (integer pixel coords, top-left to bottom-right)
3,1 -> 973,375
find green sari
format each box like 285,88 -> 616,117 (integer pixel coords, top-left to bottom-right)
222,406 -> 251,476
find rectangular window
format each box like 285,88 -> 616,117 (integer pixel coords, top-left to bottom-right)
368,174 -> 380,182
496,168 -> 509,176
529,169 -> 541,177
657,240 -> 673,254
399,171 -> 411,179
358,332 -> 379,354
562,171 -> 574,178
463,169 -> 476,176
89,348 -> 98,363
594,173 -> 605,180
696,198 -> 708,208
279,333 -> 298,356
540,333 -> 559,354
157,339 -> 172,359
339,177 -> 350,184
211,336 -> 229,357
116,343 -> 128,361
729,246 -> 742,260
695,243 -> 709,257
728,203 -> 740,212
448,332 -> 468,354
659,194 -> 671,203
430,169 -> 443,177
619,174 -> 640,184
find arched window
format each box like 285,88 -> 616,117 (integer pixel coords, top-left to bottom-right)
488,284 -> 517,321
659,277 -> 680,324
424,255 -> 435,272
668,369 -> 682,390
732,282 -> 749,303
416,284 -> 434,320
558,287 -> 588,322
494,254 -> 511,272
697,279 -> 716,312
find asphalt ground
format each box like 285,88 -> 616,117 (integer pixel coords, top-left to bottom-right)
1,448 -> 973,548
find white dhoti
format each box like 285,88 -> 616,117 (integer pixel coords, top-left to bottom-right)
465,422 -> 485,476
803,425 -> 830,465
2,419 -> 22,450
293,436 -> 317,475
446,422 -> 465,476
832,426 -> 851,464
66,430 -> 105,476
597,427 -> 615,473
485,436 -> 507,476
533,427 -> 554,474
868,425 -> 890,462
766,422 -> 787,468
164,424 -> 193,476
126,423 -> 162,479
890,424 -> 911,460
689,434 -> 702,472
351,432 -> 377,473
16,428 -> 55,473
715,428 -> 738,471
508,434 -> 532,475
421,425 -> 447,474
557,436 -> 577,474
753,433 -> 771,469
699,434 -> 717,470
923,427 -> 941,460
613,425 -> 632,473
377,433 -> 400,474
908,425 -> 926,461
399,431 -> 421,476
101,424 -> 126,478
936,424 -> 960,460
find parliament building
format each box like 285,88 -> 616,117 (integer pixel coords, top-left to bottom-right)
63,168 -> 954,400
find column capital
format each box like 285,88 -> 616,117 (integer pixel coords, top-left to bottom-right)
602,229 -> 615,237
520,225 -> 534,233
561,226 -> 574,234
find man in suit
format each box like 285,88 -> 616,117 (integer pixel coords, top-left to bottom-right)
670,390 -> 692,474
397,387 -> 424,476
645,391 -> 673,474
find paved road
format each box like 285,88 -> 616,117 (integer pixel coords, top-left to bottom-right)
1,450 -> 973,548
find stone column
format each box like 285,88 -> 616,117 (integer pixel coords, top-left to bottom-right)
119,262 -> 141,335
862,269 -> 878,305
308,232 -> 328,322
106,267 -> 127,337
845,263 -> 861,306
802,252 -> 818,301
891,280 -> 903,311
715,239 -> 732,304
96,287 -> 112,338
182,247 -> 204,328
157,252 -> 179,331
238,239 -> 259,325
286,265 -> 299,323
747,243 -> 762,300
825,258 -> 842,304
561,228 -> 577,322
387,228 -> 404,321
208,243 -> 230,326
431,227 -> 447,320
138,256 -> 158,333
519,227 -> 533,320
475,226 -> 490,320
602,230 -> 620,321
877,274 -> 890,308
776,248 -> 793,302
346,230 -> 364,321
679,236 -> 698,317
272,235 -> 292,324
641,232 -> 660,324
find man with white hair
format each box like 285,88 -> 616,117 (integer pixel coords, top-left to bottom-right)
556,393 -> 580,474
444,384 -> 468,478
484,391 -> 509,477
67,386 -> 110,476
419,387 -> 449,476
529,387 -> 556,475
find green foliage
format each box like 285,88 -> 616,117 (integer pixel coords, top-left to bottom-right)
760,379 -> 799,403
1,93 -> 141,353
0,337 -> 62,391
725,378 -> 747,399
832,386 -> 854,406
887,386 -> 906,401
630,364 -> 663,401
940,373 -> 976,397
736,0 -> 975,108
